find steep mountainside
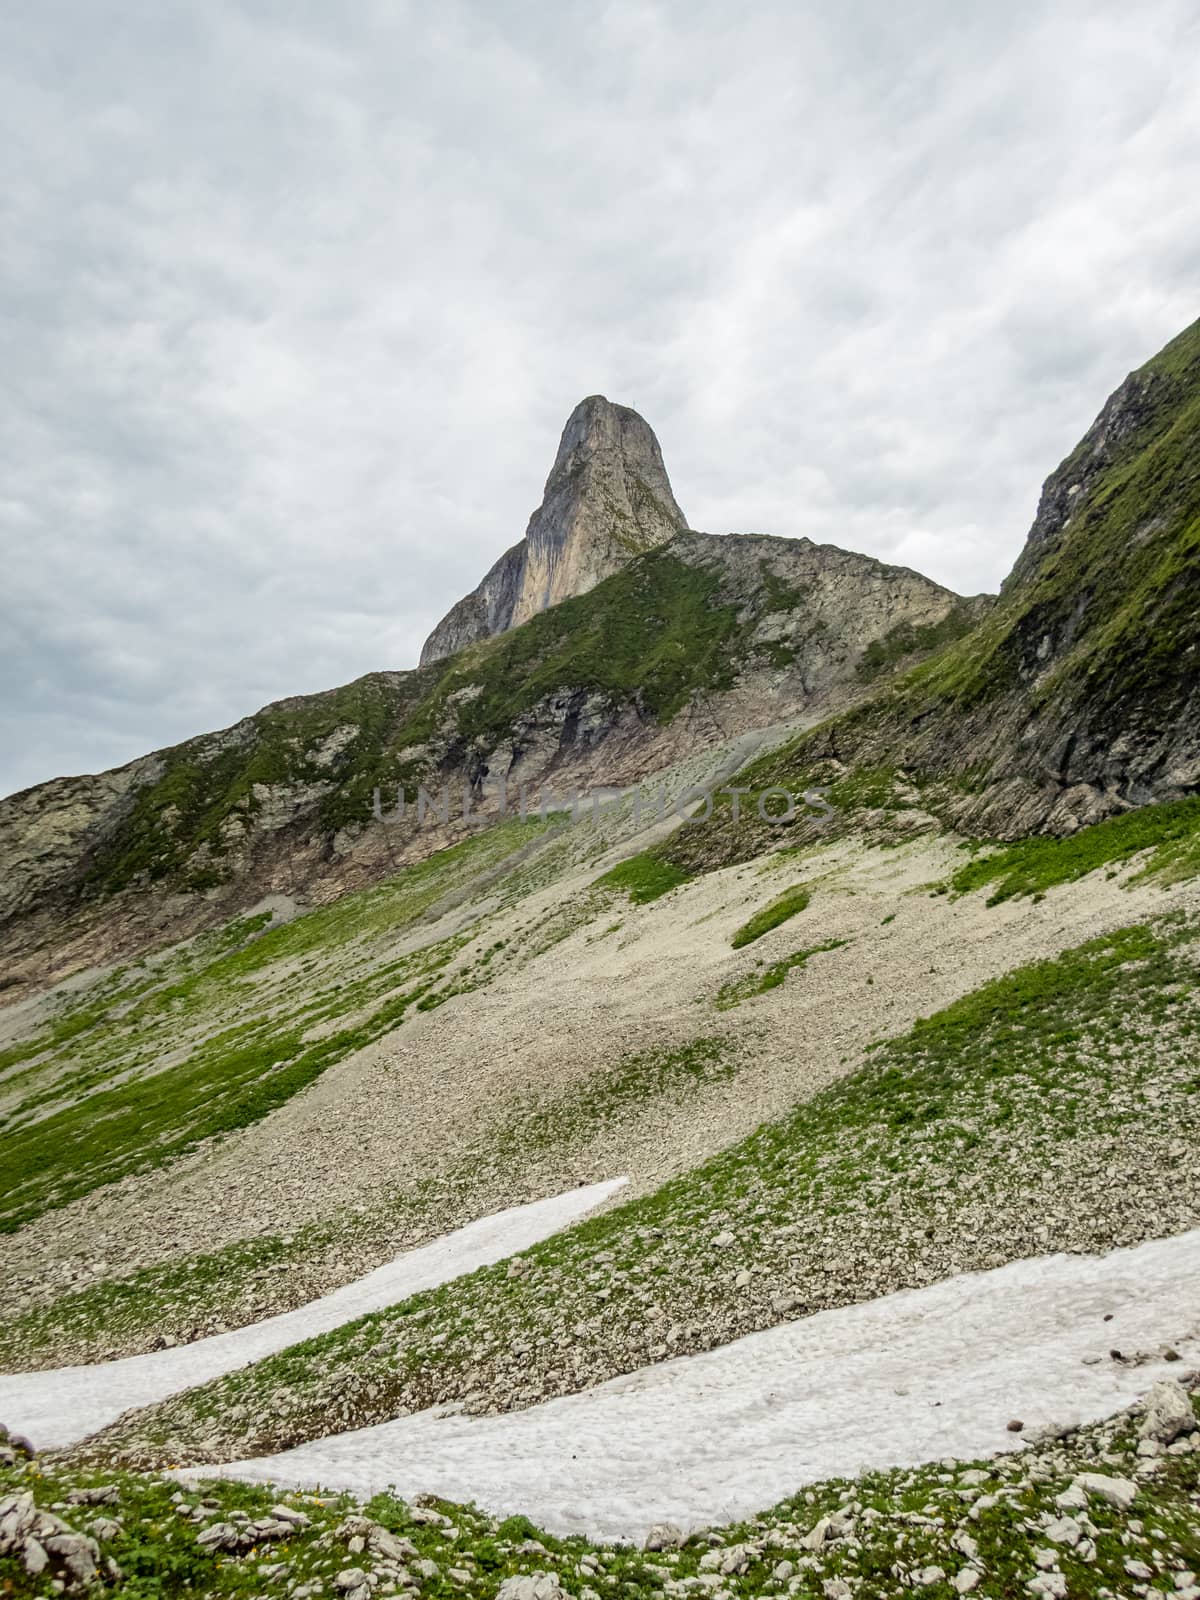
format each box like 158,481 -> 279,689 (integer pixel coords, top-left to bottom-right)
0,532 -> 974,995
686,316 -> 1200,856
419,396 -> 686,664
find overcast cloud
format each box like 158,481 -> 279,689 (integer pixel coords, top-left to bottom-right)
2,0 -> 1197,799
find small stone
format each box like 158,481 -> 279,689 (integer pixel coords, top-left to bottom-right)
496,1575 -> 565,1600
719,1545 -> 752,1576
197,1522 -> 242,1553
269,1504 -> 311,1528
1054,1484 -> 1088,1512
66,1488 -> 118,1507
1026,1573 -> 1067,1598
44,1533 -> 100,1588
1073,1472 -> 1138,1511
368,1524 -> 418,1561
801,1517 -> 832,1550
1043,1516 -> 1081,1547
1007,1419 -> 1024,1432
22,1537 -> 48,1576
1139,1380 -> 1197,1445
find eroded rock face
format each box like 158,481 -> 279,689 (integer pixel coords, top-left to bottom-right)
0,757 -> 161,932
1003,364 -> 1166,593
420,396 -> 685,665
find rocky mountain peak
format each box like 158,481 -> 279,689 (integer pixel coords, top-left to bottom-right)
419,395 -> 685,665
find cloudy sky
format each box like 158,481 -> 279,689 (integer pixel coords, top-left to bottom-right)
2,0 -> 1197,799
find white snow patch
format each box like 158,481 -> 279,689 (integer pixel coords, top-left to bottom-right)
0,1178 -> 626,1449
196,1227 -> 1200,1543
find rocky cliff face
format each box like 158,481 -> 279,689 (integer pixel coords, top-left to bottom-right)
420,396 -> 686,664
1003,360 -> 1176,593
722,316 -> 1200,843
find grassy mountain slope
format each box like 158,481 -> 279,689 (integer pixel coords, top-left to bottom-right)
72,875 -> 1200,1467
0,816 -> 555,1237
731,318 -> 1200,843
6,777 -> 1199,1377
5,324 -> 1200,1600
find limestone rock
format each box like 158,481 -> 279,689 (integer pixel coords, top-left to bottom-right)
0,1492 -> 99,1592
420,396 -> 685,665
1138,1378 -> 1197,1444
1072,1472 -> 1138,1511
496,1573 -> 565,1600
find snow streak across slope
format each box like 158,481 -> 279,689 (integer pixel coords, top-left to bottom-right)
197,1228 -> 1200,1543
0,1180 -> 626,1449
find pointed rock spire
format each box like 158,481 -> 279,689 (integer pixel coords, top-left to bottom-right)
420,396 -> 685,665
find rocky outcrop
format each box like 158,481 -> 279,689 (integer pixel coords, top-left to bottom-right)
735,316 -> 1200,840
1004,360 -> 1176,592
0,756 -> 162,938
420,396 -> 685,664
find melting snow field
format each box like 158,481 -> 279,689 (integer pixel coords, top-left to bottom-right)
195,1228 -> 1200,1544
0,1178 -> 627,1450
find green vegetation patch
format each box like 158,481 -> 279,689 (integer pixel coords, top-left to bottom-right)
714,940 -> 847,1009
593,849 -> 695,904
730,884 -> 812,947
855,600 -> 983,683
0,819 -> 549,1235
447,549 -> 759,738
510,1037 -> 732,1152
0,945 -> 455,1236
943,793 -> 1200,904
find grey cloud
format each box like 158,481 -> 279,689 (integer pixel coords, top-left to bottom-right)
2,0 -> 1198,796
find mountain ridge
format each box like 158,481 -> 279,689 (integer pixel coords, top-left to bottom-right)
0,528 -> 972,996
665,315 -> 1200,867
